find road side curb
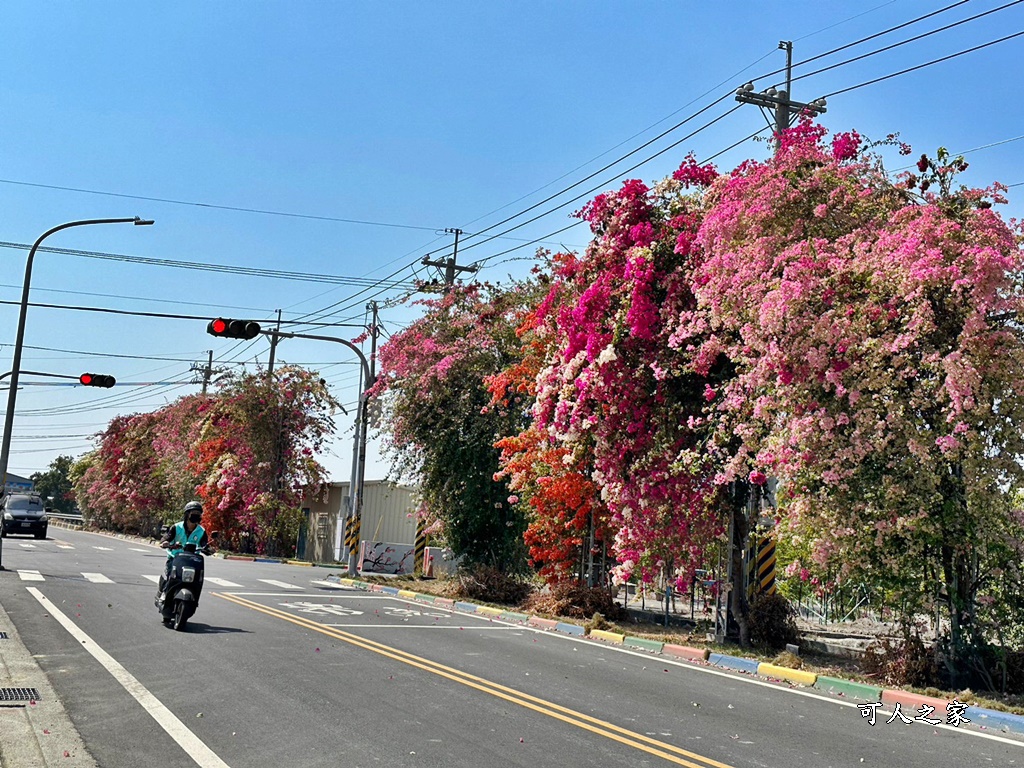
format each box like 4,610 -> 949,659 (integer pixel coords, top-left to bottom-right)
814,675 -> 881,702
317,573 -> 1024,735
0,597 -> 97,767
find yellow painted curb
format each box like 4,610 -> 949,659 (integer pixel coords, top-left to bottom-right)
397,590 -> 418,599
589,629 -> 626,643
477,606 -> 504,617
757,662 -> 817,686
285,560 -> 313,567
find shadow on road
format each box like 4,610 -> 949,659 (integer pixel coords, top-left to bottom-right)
166,622 -> 251,635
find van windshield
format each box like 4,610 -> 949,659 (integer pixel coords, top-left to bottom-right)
5,497 -> 42,511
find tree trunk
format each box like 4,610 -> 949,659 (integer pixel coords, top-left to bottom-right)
938,461 -> 978,688
728,481 -> 751,647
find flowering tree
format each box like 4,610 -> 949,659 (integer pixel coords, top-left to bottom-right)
527,158 -> 726,592
73,366 -> 339,555
677,123 -> 1024,678
370,283 -> 537,573
489,294 -> 613,586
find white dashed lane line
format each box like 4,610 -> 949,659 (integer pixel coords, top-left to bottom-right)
257,579 -> 304,590
82,573 -> 115,584
204,577 -> 243,588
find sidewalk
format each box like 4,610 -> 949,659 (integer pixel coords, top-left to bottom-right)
0,593 -> 96,767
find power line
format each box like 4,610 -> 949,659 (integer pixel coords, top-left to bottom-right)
473,127 -> 770,272
280,5 -> 992,328
0,177 -> 442,232
0,281 -> 278,315
459,105 -> 745,259
0,241 -> 418,289
823,29 -> 1024,99
786,0 -> 1024,88
0,298 -> 365,327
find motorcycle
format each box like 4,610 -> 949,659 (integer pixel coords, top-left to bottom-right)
155,541 -> 211,631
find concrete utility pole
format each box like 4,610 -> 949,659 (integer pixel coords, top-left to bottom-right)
734,41 -> 827,153
343,300 -> 379,576
267,309 -> 283,378
194,351 -> 214,395
726,41 -> 827,643
421,228 -> 478,291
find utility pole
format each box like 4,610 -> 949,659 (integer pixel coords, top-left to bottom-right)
735,41 -> 827,153
344,300 -> 379,576
726,41 -> 827,644
198,350 -> 214,395
421,228 -> 478,291
267,309 -> 283,378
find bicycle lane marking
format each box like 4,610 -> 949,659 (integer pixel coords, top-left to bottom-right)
26,587 -> 231,768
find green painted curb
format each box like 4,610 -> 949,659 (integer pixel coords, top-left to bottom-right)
417,594 -> 437,603
814,675 -> 882,702
501,611 -> 530,622
625,637 -> 665,653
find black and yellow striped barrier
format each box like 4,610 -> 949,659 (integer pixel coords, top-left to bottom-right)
747,536 -> 777,600
414,520 -> 427,575
344,514 -> 361,552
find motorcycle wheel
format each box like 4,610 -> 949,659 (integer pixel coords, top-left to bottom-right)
173,600 -> 187,631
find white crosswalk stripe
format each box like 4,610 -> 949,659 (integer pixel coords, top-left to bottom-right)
129,548 -> 151,553
258,579 -> 303,590
93,546 -> 114,551
82,573 -> 115,584
142,575 -> 161,584
57,544 -> 74,550
18,543 -> 36,549
311,580 -> 348,590
204,577 -> 242,587
17,570 -> 44,581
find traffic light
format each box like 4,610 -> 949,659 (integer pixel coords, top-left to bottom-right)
79,373 -> 116,388
207,318 -> 261,340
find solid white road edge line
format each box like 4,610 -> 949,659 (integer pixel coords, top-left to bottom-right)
26,587 -> 231,768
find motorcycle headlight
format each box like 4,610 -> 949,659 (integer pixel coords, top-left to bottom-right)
182,567 -> 196,583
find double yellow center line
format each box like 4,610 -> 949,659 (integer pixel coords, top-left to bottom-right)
216,593 -> 734,768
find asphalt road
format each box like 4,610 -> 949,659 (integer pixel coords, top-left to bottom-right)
1,526 -> 1023,768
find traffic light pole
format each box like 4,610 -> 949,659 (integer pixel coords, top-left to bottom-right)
246,327 -> 373,575
0,217 -> 153,571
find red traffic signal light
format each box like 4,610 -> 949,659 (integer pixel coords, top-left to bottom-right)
207,318 -> 261,340
79,373 -> 116,388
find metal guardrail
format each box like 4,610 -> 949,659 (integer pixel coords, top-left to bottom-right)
46,512 -> 84,526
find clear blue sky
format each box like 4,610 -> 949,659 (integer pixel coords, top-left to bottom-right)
1,1 -> 1022,483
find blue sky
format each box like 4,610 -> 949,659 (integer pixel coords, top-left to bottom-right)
1,1 -> 1022,483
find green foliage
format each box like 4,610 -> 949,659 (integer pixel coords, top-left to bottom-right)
371,283 -> 539,573
30,455 -> 76,514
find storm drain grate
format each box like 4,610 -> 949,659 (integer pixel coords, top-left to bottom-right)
0,688 -> 39,702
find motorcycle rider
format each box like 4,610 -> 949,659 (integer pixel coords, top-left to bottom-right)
157,501 -> 214,599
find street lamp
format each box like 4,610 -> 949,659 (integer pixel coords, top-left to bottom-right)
0,217 -> 153,569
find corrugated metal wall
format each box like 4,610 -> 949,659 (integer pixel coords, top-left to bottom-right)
300,481 -> 418,564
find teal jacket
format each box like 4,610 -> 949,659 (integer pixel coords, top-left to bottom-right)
161,521 -> 208,559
